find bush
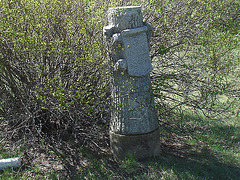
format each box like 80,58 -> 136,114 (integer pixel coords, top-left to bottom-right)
0,0 -> 239,150
142,0 -> 239,119
0,0 -> 113,145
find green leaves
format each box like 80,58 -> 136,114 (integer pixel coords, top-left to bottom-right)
158,44 -> 170,55
0,0 -> 112,119
148,0 -> 239,119
1,0 -> 239,146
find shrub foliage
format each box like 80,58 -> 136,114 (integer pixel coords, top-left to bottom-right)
0,0 -> 239,147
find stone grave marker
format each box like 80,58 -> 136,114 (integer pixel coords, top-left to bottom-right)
103,6 -> 160,160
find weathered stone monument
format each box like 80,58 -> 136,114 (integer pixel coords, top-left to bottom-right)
103,6 -> 160,160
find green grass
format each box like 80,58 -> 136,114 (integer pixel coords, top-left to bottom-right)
1,111 -> 239,179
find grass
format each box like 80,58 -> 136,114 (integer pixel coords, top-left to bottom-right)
0,110 -> 239,179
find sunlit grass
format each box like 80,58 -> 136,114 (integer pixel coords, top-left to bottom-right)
1,108 -> 239,179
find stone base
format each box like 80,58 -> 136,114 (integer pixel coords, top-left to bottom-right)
110,128 -> 160,160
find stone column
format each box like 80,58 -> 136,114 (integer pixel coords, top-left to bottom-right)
103,6 -> 160,160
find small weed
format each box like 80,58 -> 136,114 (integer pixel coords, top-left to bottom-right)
46,171 -> 58,180
122,155 -> 138,173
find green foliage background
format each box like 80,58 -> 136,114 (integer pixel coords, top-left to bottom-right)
0,0 -> 239,142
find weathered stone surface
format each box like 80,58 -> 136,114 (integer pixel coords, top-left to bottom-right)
111,73 -> 158,135
110,128 -> 160,160
122,26 -> 153,77
108,6 -> 143,33
104,6 -> 160,160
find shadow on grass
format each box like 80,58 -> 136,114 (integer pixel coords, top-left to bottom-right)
210,124 -> 240,147
149,142 -> 240,180
18,111 -> 239,179
39,136 -> 240,180
150,112 -> 240,179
